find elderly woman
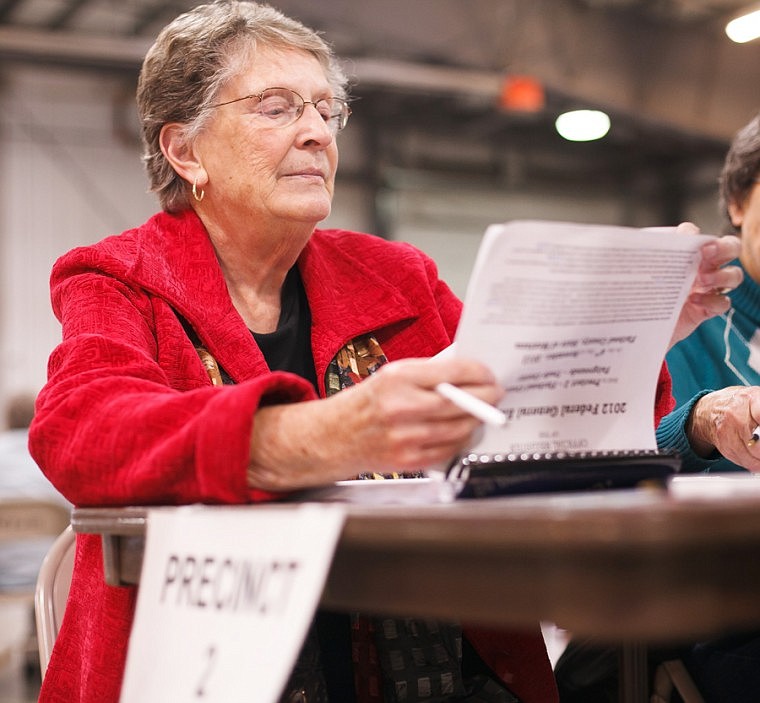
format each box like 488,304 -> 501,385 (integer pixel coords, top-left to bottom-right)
653,114 -> 760,701
29,2 -> 740,703
556,113 -> 760,703
657,111 -> 760,474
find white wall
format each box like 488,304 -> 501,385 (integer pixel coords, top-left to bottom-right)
0,67 -> 156,403
384,183 -> 722,300
0,66 -> 721,411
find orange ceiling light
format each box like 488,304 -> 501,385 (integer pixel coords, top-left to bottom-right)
498,75 -> 545,112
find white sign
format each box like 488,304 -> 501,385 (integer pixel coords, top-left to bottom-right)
120,504 -> 346,703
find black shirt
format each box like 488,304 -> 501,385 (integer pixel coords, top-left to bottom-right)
252,267 -> 318,391
254,267 -> 354,700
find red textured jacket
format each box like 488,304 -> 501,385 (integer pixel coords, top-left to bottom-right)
30,209 -> 674,703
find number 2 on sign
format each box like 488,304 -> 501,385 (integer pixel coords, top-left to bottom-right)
196,645 -> 218,697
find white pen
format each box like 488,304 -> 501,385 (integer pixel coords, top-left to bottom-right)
749,425 -> 760,447
435,382 -> 508,426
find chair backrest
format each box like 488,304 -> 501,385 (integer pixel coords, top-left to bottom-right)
34,524 -> 75,677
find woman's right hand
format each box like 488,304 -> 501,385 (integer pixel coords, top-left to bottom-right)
669,229 -> 742,349
247,357 -> 504,490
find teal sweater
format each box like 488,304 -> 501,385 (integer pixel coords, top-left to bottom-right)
657,260 -> 760,472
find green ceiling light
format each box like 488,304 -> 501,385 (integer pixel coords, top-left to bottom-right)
555,109 -> 611,142
726,5 -> 760,43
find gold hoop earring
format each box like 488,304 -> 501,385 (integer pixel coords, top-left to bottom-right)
192,178 -> 205,203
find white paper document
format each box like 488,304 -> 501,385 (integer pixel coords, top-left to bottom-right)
120,504 -> 345,703
453,220 -> 713,457
290,477 -> 461,504
670,473 -> 760,500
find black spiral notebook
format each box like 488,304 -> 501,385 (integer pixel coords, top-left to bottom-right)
286,451 -> 682,505
446,450 -> 681,499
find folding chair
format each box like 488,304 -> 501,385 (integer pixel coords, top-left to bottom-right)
0,499 -> 71,675
651,658 -> 705,703
33,525 -> 75,677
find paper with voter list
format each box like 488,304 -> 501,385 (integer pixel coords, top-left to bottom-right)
120,504 -> 346,703
453,220 -> 713,457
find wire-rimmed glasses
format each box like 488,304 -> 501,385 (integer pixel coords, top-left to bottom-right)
209,87 -> 351,133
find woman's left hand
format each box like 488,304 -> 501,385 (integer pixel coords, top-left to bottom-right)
687,386 -> 760,472
670,223 -> 742,349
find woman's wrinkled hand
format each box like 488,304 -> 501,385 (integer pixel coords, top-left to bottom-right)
670,223 -> 742,349
247,357 -> 504,490
687,386 -> 760,472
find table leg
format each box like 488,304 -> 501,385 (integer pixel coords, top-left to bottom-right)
619,643 -> 649,703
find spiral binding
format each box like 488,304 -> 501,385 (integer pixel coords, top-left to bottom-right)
445,449 -> 671,482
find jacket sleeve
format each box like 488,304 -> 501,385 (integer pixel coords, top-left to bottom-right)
29,270 -> 315,508
656,390 -> 725,471
654,362 -> 675,426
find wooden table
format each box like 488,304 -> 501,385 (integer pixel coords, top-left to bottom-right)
72,484 -> 760,703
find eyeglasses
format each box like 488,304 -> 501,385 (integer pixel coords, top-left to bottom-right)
208,87 -> 351,133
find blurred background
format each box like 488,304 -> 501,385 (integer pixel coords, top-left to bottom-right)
0,1 -> 759,699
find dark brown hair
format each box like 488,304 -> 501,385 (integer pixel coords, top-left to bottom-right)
719,111 -> 760,234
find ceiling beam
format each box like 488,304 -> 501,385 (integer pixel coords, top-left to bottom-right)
0,18 -> 754,142
0,0 -> 23,23
47,0 -> 95,31
0,25 -> 150,71
129,0 -> 187,37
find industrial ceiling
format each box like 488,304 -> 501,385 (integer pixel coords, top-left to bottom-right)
0,0 -> 758,213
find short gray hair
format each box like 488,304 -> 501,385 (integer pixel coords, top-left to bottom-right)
136,0 -> 349,213
719,111 -> 760,234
